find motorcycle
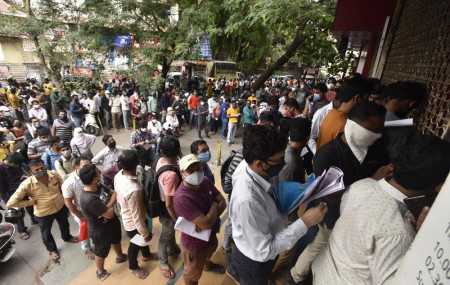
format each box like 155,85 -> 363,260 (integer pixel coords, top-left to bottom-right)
81,112 -> 100,136
0,222 -> 16,263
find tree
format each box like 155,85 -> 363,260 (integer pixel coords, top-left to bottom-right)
0,0 -> 86,87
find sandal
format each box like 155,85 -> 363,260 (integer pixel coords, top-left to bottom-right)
204,263 -> 225,274
142,252 -> 158,262
49,251 -> 60,261
65,236 -> 78,243
84,249 -> 95,260
20,232 -> 30,240
130,267 -> 149,279
160,265 -> 175,279
96,270 -> 111,281
115,254 -> 128,263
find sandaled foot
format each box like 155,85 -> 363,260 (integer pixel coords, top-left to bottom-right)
20,232 -> 30,240
160,265 -> 175,279
49,251 -> 60,261
130,267 -> 149,279
65,236 -> 78,243
84,249 -> 95,260
204,263 -> 225,274
115,254 -> 128,263
142,252 -> 158,262
96,270 -> 111,281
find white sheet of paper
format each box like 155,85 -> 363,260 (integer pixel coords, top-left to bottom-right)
174,217 -> 212,242
384,118 -> 413,127
130,233 -> 157,247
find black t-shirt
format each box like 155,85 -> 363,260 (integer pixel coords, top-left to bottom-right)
80,189 -> 110,231
0,117 -> 12,129
313,133 -> 389,228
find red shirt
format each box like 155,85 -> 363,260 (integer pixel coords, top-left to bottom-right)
188,95 -> 200,110
173,177 -> 220,251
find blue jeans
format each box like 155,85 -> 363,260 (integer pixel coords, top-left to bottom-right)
227,122 -> 237,143
72,116 -> 82,128
150,133 -> 162,154
221,118 -> 228,138
122,110 -> 130,129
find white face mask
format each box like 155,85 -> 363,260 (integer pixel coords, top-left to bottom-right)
74,132 -> 83,138
184,171 -> 204,186
140,128 -> 147,132
151,119 -> 157,123
33,105 -> 40,109
344,119 -> 382,164
327,83 -> 335,90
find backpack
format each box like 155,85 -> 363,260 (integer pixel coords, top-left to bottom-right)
143,161 -> 182,218
220,148 -> 243,193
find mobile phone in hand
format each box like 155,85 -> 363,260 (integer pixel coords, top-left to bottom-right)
403,193 -> 437,220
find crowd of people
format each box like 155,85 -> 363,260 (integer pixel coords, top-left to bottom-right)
0,73 -> 449,285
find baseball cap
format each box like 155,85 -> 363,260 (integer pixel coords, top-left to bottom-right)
179,154 -> 202,171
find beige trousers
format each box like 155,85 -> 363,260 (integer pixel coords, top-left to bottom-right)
290,224 -> 331,282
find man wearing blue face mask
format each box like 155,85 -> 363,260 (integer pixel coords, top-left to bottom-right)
190,140 -> 215,185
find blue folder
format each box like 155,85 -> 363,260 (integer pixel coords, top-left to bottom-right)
278,174 -> 316,214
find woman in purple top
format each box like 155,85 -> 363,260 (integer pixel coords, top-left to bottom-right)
173,154 -> 226,284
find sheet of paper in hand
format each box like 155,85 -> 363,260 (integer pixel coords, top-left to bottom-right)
174,217 -> 212,242
279,167 -> 345,215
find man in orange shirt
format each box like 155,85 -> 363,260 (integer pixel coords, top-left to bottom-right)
316,78 -> 370,150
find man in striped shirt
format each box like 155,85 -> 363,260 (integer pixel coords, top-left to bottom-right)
28,128 -> 51,160
52,110 -> 75,144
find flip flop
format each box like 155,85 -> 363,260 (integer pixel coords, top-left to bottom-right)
204,263 -> 225,274
160,265 -> 175,279
20,232 -> 30,240
130,267 -> 149,279
84,249 -> 95,260
96,270 -> 111,281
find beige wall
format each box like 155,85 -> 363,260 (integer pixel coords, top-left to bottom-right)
0,38 -> 24,64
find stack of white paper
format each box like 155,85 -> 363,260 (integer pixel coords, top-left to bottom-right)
174,217 -> 212,242
287,167 -> 345,214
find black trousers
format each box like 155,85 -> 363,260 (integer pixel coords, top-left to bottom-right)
126,229 -> 151,270
34,206 -> 72,252
231,246 -> 278,285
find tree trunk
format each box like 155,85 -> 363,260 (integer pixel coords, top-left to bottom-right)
250,18 -> 309,91
32,37 -> 63,88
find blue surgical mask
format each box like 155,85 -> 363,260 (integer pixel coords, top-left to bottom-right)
198,151 -> 211,163
232,104 -> 237,108
59,115 -> 67,120
313,93 -> 321,102
264,161 -> 285,177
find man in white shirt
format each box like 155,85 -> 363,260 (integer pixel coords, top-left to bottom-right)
92,135 -> 124,170
62,155 -> 94,259
228,125 -> 327,284
207,96 -> 216,129
312,136 -> 450,285
307,99 -> 339,155
147,113 -> 162,154
120,91 -> 131,130
28,100 -> 48,127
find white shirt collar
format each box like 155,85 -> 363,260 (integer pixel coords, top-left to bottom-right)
246,166 -> 272,193
378,178 -> 407,204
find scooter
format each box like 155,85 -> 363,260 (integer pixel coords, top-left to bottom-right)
0,223 -> 16,263
82,112 -> 100,136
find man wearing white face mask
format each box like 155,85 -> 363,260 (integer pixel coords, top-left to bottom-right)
147,112 -> 162,154
289,100 -> 392,285
28,100 -> 49,127
130,120 -> 156,167
173,154 -> 227,284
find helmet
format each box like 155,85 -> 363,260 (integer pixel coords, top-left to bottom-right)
4,209 -> 24,224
